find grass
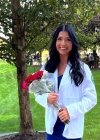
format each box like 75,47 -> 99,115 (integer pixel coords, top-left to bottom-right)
0,59 -> 100,140
83,70 -> 100,140
0,60 -> 19,132
0,60 -> 44,133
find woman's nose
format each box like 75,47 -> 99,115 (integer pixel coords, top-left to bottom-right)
61,39 -> 66,45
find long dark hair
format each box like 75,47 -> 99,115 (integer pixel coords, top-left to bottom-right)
45,24 -> 84,86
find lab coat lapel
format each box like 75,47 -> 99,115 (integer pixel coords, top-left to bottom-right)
53,69 -> 58,93
59,63 -> 70,91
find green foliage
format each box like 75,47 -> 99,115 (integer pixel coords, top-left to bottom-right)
0,0 -> 100,64
78,32 -> 96,48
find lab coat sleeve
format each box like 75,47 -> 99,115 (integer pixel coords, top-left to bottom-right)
34,92 -> 49,108
67,64 -> 97,120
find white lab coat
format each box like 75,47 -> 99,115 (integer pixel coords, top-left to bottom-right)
34,62 -> 97,139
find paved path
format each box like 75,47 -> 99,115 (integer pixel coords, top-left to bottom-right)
0,132 -> 18,137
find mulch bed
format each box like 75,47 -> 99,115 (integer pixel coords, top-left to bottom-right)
0,131 -> 46,140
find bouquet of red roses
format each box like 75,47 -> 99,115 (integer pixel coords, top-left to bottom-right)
22,70 -> 55,94
22,70 -> 44,91
22,70 -> 61,111
22,70 -> 70,124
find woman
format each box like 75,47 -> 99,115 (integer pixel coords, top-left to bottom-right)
35,24 -> 97,140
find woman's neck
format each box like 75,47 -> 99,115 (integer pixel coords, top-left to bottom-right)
58,55 -> 69,76
59,55 -> 68,65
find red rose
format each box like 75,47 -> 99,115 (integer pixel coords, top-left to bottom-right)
22,70 -> 43,91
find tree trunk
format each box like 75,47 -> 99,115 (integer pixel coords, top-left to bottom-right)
11,0 -> 33,134
16,50 -> 33,134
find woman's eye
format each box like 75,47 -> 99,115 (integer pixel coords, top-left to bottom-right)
57,37 -> 71,42
57,37 -> 62,40
67,38 -> 71,41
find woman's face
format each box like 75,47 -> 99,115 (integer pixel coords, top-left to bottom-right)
56,31 -> 72,56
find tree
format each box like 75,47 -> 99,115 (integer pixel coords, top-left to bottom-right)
0,0 -> 71,136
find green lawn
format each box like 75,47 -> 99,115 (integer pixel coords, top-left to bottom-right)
0,60 -> 100,140
83,70 -> 100,140
0,60 -> 44,132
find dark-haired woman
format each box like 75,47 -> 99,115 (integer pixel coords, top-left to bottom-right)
35,24 -> 97,140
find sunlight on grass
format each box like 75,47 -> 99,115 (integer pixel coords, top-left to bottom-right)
0,60 -> 19,132
0,60 -> 16,74
0,115 -> 18,121
0,60 -> 44,132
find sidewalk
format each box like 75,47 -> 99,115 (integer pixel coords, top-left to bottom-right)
0,132 -> 18,137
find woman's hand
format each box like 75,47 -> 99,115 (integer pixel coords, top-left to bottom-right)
58,107 -> 70,123
47,92 -> 58,105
